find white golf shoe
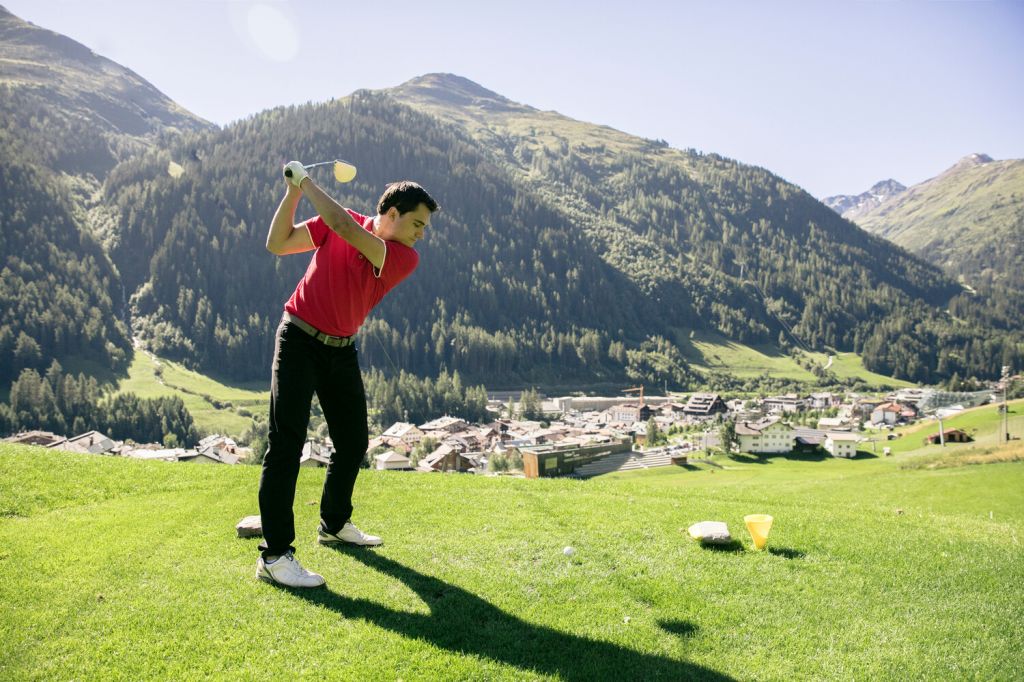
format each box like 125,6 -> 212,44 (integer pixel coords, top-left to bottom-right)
256,551 -> 325,588
317,521 -> 383,547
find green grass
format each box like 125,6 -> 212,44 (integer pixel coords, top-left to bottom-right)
116,352 -> 268,437
678,329 -> 817,381
674,330 -> 910,388
818,352 -> 914,388
866,399 -> 1024,458
2,440 -> 1021,680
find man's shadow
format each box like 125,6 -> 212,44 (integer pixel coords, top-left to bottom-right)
285,549 -> 735,681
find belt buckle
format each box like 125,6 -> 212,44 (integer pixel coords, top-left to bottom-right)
323,334 -> 348,347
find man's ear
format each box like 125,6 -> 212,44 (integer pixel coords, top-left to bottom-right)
386,206 -> 401,221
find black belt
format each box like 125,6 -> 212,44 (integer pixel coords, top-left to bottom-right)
283,312 -> 354,347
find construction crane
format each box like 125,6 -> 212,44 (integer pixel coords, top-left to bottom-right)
623,386 -> 645,406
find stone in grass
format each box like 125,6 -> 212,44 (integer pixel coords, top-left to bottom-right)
687,521 -> 731,545
236,515 -> 263,538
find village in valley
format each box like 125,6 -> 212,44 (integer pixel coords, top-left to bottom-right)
5,382 -> 1003,479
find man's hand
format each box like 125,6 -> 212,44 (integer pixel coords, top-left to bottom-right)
283,161 -> 308,188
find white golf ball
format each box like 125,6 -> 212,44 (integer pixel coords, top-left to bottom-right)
563,546 -> 576,557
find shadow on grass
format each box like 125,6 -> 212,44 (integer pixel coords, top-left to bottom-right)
767,547 -> 806,560
727,453 -> 771,466
727,450 -> 835,464
658,619 -> 698,639
283,549 -> 735,681
778,450 -> 829,462
697,540 -> 745,553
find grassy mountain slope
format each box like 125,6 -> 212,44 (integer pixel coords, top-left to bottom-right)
1,444 -> 1021,679
0,5 -> 210,175
854,154 -> 1024,291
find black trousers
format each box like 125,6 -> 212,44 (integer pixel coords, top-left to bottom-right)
258,318 -> 368,558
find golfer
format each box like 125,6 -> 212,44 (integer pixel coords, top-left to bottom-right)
256,161 -> 438,588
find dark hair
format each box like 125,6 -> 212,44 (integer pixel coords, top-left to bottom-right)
377,181 -> 440,216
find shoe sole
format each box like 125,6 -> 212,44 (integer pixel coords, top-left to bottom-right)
317,535 -> 383,547
256,569 -> 326,588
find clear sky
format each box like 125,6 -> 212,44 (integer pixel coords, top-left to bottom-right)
5,0 -> 1023,198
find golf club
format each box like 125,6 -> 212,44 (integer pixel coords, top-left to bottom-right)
284,159 -> 357,183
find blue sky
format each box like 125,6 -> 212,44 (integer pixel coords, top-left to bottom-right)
5,0 -> 1023,198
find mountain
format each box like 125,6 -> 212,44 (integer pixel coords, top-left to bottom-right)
822,179 -> 906,221
0,4 -> 211,175
837,154 -> 1024,337
852,154 -> 1023,285
0,6 -> 212,383
97,72 -> 1020,387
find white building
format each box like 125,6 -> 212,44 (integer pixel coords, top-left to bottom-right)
809,392 -> 841,409
735,417 -> 796,453
762,394 -> 807,414
824,432 -> 860,458
870,402 -> 904,426
375,450 -> 412,470
419,416 -> 470,435
381,422 -> 424,449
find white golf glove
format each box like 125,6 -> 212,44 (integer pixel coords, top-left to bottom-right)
283,161 -> 308,188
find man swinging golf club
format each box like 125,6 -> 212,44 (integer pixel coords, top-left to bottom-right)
256,160 -> 438,588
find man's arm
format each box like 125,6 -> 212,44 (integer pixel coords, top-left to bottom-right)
266,184 -> 315,255
296,176 -> 387,269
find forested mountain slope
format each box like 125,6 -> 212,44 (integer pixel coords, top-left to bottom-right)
104,75 -> 1021,386
0,6 -> 212,383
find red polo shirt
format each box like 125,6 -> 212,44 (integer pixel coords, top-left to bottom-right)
283,210 -> 419,337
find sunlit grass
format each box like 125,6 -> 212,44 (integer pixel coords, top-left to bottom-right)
115,352 -> 267,437
815,351 -> 914,388
679,329 -> 818,381
2,441 -> 1021,680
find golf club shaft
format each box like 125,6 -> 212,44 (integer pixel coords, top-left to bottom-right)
305,159 -> 354,169
283,160 -> 330,179
284,159 -> 357,183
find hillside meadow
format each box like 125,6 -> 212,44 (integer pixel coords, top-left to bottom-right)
1,434 -> 1021,680
116,351 -> 268,437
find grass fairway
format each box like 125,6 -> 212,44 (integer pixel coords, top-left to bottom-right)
1,444 -> 1021,680
116,351 -> 268,437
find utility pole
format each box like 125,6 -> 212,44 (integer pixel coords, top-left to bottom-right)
1001,366 -> 1010,444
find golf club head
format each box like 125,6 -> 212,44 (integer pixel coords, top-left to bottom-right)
333,160 -> 357,183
